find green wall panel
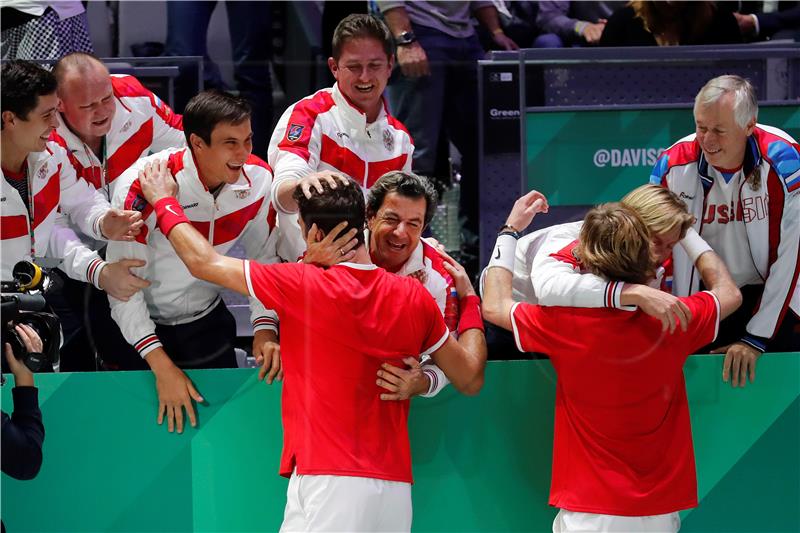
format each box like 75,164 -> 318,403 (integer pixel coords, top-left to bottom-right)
2,355 -> 798,532
525,106 -> 800,205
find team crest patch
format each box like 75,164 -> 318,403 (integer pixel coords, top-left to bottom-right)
131,194 -> 148,212
287,124 -> 304,142
234,189 -> 251,200
382,129 -> 394,151
121,120 -> 132,133
36,164 -> 48,180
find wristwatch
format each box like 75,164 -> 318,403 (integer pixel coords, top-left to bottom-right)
394,30 -> 417,46
498,224 -> 521,239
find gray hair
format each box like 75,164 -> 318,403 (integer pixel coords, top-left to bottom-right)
694,75 -> 758,128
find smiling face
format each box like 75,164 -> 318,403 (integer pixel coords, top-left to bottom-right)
191,119 -> 253,190
694,93 -> 754,170
2,92 -> 59,155
328,36 -> 393,123
368,192 -> 427,272
57,64 -> 115,143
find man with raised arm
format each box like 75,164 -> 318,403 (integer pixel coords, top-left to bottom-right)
483,190 -> 742,533
138,162 -> 487,532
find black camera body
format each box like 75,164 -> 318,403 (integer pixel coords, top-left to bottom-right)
1,261 -> 61,372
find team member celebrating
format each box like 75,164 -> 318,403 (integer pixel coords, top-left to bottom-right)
47,52 -> 185,369
268,14 -> 414,261
137,164 -> 486,532
1,60 -> 141,291
652,74 -> 800,385
107,91 -> 294,432
483,190 -> 742,533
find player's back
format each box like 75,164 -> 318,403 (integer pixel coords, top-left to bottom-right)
511,292 -> 720,515
245,261 -> 448,483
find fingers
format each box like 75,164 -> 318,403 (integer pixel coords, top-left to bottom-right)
15,324 -> 36,352
175,404 -> 185,433
130,275 -> 152,289
730,350 -> 742,388
265,346 -> 281,385
376,375 -> 399,392
187,381 -> 204,403
157,401 -> 166,426
305,223 -> 319,246
722,351 -> 732,383
380,393 -> 403,401
323,221 -> 351,244
402,356 -> 420,369
749,357 -> 756,384
676,300 -> 692,332
378,365 -> 404,385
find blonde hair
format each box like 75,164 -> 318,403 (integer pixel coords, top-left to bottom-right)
576,203 -> 655,285
622,184 -> 694,240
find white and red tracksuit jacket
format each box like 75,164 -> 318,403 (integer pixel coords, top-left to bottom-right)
651,125 -> 800,351
268,83 -> 414,261
56,74 -> 185,199
51,74 -> 185,285
106,148 -> 292,359
1,134 -> 108,285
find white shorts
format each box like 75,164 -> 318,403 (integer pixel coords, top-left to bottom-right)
553,509 -> 681,533
280,470 -> 412,532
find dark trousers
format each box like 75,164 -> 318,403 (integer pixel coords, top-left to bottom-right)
703,284 -> 800,353
164,0 -> 273,157
386,24 -> 484,236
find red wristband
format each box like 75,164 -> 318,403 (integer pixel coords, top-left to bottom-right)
154,197 -> 189,236
457,294 -> 484,335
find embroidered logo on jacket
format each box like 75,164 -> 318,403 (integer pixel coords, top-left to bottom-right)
37,164 -> 49,180
234,190 -> 251,200
287,124 -> 304,142
382,129 -> 394,151
131,194 -> 148,212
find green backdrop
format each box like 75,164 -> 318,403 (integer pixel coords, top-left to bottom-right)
526,106 -> 800,205
2,355 -> 799,532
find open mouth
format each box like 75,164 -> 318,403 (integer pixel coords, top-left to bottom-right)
227,162 -> 244,171
355,84 -> 374,93
704,147 -> 721,154
387,240 -> 406,251
92,117 -> 110,127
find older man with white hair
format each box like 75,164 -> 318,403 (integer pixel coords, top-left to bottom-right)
651,74 -> 800,387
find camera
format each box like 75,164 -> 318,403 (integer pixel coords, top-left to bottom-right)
1,261 -> 61,372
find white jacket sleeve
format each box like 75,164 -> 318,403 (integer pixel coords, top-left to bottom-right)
532,252 -> 625,309
744,165 -> 800,347
106,178 -> 161,358
47,213 -> 107,289
55,147 -> 108,240
239,181 -> 281,335
267,105 -> 324,214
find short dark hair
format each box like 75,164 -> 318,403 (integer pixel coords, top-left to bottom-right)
1,60 -> 57,129
366,171 -> 438,227
332,14 -> 393,60
183,90 -> 251,145
293,176 -> 366,248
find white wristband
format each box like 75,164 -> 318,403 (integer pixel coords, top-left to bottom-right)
488,234 -> 517,272
680,228 -> 713,264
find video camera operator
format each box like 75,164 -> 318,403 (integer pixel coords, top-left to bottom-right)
1,324 -> 45,481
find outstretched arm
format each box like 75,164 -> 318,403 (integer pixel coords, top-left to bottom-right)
483,190 -> 549,331
137,160 -> 248,296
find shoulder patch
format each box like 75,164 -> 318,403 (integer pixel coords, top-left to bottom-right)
766,140 -> 800,192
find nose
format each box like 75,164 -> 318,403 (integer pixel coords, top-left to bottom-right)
48,113 -> 59,129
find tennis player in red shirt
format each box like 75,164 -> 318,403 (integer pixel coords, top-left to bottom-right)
483,191 -> 742,533
136,159 -> 487,532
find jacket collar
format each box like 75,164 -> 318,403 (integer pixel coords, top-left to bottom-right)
330,83 -> 387,132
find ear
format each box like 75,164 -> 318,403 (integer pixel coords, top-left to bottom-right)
189,133 -> 205,152
2,110 -> 16,128
57,98 -> 65,112
328,57 -> 338,80
744,117 -> 756,137
387,53 -> 395,72
366,212 -> 375,231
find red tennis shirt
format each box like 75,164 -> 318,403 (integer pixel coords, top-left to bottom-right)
511,291 -> 720,516
245,260 -> 449,483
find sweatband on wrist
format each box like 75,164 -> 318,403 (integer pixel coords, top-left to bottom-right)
574,21 -> 589,36
154,197 -> 189,236
458,294 -> 485,335
679,228 -> 713,264
488,234 -> 517,272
